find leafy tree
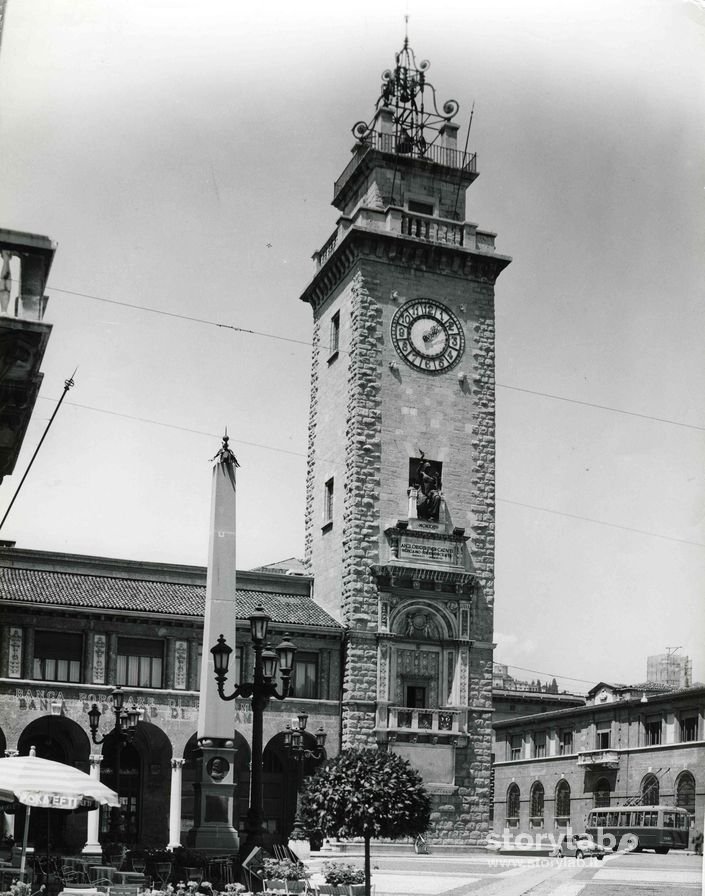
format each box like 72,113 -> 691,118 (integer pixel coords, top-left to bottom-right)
300,748 -> 430,896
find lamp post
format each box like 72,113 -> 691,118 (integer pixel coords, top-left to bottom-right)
282,712 -> 326,843
87,687 -> 141,840
211,606 -> 296,849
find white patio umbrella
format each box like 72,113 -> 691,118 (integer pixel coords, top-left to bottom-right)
0,747 -> 119,873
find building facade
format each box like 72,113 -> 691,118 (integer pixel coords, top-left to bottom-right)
0,229 -> 56,484
492,682 -> 705,846
0,547 -> 342,852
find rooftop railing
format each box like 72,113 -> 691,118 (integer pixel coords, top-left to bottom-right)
334,132 -> 477,201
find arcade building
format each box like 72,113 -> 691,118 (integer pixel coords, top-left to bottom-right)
0,37 -> 514,853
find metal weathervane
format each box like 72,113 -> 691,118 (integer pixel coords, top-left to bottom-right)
352,29 -> 460,158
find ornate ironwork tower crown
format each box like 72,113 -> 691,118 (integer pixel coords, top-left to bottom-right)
352,35 -> 461,159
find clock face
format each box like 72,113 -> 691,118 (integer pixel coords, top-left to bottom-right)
391,298 -> 465,374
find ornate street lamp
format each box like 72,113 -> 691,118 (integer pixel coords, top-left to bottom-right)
86,686 -> 141,839
211,606 -> 296,848
282,712 -> 327,842
87,687 -> 141,744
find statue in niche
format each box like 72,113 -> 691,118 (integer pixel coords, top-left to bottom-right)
409,456 -> 443,521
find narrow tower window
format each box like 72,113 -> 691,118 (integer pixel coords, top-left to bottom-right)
329,311 -> 340,360
323,477 -> 334,527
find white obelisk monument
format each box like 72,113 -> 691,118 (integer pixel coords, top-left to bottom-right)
189,434 -> 240,851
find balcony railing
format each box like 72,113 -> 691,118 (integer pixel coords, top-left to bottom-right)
577,749 -> 619,768
401,213 -> 464,246
334,132 -> 477,200
387,705 -> 464,734
317,230 -> 339,269
312,207 -> 496,271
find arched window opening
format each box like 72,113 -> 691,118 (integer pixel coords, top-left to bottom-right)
593,778 -> 611,808
641,774 -> 659,806
530,781 -> 544,828
507,783 -> 520,828
555,779 -> 571,826
100,741 -> 141,845
676,772 -> 695,819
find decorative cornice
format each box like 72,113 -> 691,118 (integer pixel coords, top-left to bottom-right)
300,227 -> 511,313
372,563 -> 475,592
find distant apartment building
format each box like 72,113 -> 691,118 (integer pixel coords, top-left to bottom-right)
492,681 -> 704,846
648,653 -> 692,689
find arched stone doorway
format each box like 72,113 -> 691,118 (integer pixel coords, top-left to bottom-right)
17,716 -> 92,853
100,720 -> 172,847
386,601 -> 462,710
262,731 -> 324,841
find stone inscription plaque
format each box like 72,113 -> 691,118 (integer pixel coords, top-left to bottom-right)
398,536 -> 460,567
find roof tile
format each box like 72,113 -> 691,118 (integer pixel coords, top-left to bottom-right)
0,567 -> 340,629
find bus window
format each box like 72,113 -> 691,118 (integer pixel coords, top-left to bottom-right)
607,812 -> 619,826
619,812 -> 631,826
663,812 -> 675,827
633,811 -> 643,826
643,811 -> 657,827
675,813 -> 685,828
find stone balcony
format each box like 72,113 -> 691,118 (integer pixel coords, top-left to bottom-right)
313,206 -> 498,271
379,705 -> 467,745
576,749 -> 620,769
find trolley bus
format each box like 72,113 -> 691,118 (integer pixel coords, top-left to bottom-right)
586,805 -> 691,854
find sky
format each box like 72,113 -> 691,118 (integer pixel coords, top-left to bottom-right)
0,0 -> 703,692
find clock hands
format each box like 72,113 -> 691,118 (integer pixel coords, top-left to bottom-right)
422,322 -> 443,344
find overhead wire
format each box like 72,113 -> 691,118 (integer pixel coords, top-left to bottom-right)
493,662 -> 598,687
9,277 -> 703,547
40,282 -> 705,432
500,499 -> 704,548
30,394 -> 705,548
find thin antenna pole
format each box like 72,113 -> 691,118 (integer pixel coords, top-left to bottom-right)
0,370 -> 77,531
453,102 -> 475,220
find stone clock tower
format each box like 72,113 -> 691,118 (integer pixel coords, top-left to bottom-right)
299,38 -> 511,846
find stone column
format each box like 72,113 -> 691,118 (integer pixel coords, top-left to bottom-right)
2,751 -> 17,840
168,759 -> 185,849
82,754 -> 104,856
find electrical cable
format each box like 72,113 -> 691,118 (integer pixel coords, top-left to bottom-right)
31,395 -> 705,548
40,282 -> 705,432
